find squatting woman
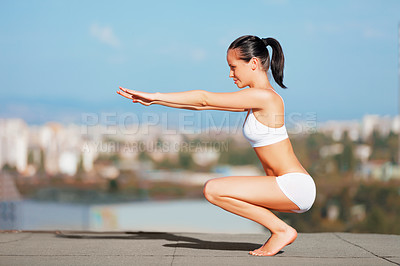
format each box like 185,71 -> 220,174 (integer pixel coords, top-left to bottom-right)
117,35 -> 316,256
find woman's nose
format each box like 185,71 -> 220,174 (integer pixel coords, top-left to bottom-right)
229,70 -> 234,78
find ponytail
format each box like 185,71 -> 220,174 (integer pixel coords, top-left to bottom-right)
262,38 -> 286,89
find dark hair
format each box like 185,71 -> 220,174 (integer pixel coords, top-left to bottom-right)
228,35 -> 286,89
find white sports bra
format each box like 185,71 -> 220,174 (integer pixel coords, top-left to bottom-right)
242,108 -> 289,147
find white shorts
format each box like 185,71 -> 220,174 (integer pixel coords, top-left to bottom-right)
276,173 -> 316,213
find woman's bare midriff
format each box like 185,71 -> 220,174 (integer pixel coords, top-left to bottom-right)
253,138 -> 309,177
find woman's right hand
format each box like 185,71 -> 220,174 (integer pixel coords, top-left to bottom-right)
116,87 -> 154,106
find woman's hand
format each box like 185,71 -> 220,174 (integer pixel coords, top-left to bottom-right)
116,87 -> 156,106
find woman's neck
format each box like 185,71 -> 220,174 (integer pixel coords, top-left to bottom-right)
249,72 -> 273,90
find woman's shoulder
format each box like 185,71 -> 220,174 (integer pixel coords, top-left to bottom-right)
263,88 -> 284,105
244,87 -> 281,100
253,88 -> 284,113
240,87 -> 284,112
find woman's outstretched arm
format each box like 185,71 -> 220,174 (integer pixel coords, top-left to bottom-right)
118,87 -> 270,109
117,88 -> 246,112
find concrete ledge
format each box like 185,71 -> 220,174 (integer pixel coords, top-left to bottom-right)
0,231 -> 399,265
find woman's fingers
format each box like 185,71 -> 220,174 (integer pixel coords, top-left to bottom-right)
117,90 -> 136,100
119,87 -> 146,99
119,87 -> 151,100
117,89 -> 152,106
119,86 -> 136,95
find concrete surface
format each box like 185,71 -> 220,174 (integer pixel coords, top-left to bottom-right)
0,231 -> 399,265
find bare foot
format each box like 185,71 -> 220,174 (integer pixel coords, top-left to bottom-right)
249,226 -> 297,256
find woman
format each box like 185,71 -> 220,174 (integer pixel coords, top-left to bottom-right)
117,35 -> 316,256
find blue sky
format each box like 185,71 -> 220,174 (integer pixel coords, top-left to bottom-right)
0,0 -> 399,126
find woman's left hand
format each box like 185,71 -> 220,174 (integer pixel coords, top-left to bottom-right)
116,87 -> 156,106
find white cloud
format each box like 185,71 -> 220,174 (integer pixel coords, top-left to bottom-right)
90,23 -> 120,48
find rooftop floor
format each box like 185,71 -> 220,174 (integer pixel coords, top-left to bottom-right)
0,231 -> 399,265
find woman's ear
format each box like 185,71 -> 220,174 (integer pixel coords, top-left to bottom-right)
250,57 -> 259,71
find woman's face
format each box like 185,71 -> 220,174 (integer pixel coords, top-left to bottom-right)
227,49 -> 253,89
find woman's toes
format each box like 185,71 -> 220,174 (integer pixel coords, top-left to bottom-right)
249,249 -> 276,256
250,250 -> 261,256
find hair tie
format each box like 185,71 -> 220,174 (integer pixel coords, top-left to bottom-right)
262,38 -> 270,47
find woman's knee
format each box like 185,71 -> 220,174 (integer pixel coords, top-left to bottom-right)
203,178 -> 221,203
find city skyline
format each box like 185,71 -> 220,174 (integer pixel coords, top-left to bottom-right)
1,0 -> 400,124
1,112 -> 399,177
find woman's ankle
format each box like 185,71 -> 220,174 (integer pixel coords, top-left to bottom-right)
270,223 -> 294,234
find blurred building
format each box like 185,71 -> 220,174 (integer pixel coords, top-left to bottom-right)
361,114 -> 394,140
317,114 -> 399,142
38,123 -> 82,176
317,120 -> 360,141
0,119 -> 29,173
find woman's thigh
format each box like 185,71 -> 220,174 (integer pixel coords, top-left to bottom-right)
204,175 -> 300,212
